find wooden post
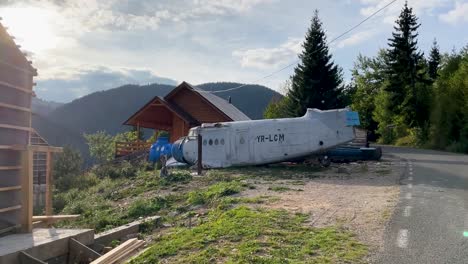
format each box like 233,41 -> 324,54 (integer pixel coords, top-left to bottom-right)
20,148 -> 33,233
137,122 -> 140,141
197,134 -> 202,175
45,151 -> 53,216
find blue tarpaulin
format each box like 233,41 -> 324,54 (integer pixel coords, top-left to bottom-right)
346,111 -> 360,126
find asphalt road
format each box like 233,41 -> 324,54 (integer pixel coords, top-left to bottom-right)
376,146 -> 468,264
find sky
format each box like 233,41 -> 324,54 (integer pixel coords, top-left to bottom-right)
0,0 -> 467,103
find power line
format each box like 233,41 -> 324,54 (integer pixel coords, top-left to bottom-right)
202,0 -> 397,94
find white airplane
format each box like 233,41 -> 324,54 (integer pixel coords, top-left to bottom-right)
170,108 -> 360,168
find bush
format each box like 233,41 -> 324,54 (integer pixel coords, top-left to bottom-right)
93,161 -> 138,179
446,140 -> 468,153
54,147 -> 84,191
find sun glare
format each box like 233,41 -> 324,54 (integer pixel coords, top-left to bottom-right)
0,6 -> 59,53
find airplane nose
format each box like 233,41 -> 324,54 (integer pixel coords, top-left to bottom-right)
171,138 -> 186,163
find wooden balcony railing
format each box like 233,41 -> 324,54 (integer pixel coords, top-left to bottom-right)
115,141 -> 152,157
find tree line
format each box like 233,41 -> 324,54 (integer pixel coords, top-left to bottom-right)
264,2 -> 468,153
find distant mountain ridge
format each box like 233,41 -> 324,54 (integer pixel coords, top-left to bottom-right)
34,82 -> 281,163
32,97 -> 63,116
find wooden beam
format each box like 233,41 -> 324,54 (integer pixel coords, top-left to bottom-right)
0,102 -> 31,112
0,60 -> 36,75
20,149 -> 33,232
32,215 -> 80,221
69,238 -> 101,264
0,123 -> 32,132
0,145 -> 26,150
0,224 -> 20,235
28,145 -> 63,153
45,151 -> 52,215
0,185 -> 21,192
90,238 -> 137,264
0,80 -> 33,94
0,166 -> 21,170
197,134 -> 203,175
18,251 -> 47,264
0,205 -> 21,213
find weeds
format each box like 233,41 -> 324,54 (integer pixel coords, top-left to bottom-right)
187,181 -> 246,205
268,185 -> 292,192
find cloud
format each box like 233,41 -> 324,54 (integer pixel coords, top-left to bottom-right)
337,29 -> 378,48
34,67 -> 177,102
1,0 -> 271,32
439,1 -> 468,24
359,0 -> 454,25
232,38 -> 302,69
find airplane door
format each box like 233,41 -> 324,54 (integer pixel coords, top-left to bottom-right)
235,130 -> 250,164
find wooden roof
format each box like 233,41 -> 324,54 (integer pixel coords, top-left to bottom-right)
124,96 -> 197,129
166,82 -> 250,121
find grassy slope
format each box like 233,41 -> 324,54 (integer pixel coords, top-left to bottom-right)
55,163 -> 367,263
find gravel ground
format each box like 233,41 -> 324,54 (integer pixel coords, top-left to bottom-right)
242,157 -> 402,253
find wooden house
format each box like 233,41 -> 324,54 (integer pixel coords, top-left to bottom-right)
119,82 -> 250,156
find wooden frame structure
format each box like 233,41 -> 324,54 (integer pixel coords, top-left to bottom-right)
0,20 -> 37,234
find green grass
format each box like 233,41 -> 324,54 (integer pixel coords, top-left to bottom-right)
130,206 -> 368,264
54,162 -> 369,264
187,181 -> 247,205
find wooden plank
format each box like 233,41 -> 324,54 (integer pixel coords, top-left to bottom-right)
90,238 -> 137,264
0,166 -> 21,170
110,240 -> 145,264
0,102 -> 31,112
69,238 -> 102,264
45,151 -> 52,215
0,224 -> 20,235
0,123 -> 32,132
0,205 -> 21,213
18,251 -> 47,264
0,80 -> 33,94
32,215 -> 80,221
197,134 -> 202,175
0,60 -> 35,74
0,145 -> 26,150
29,145 -> 63,153
0,185 -> 21,192
20,149 -> 33,232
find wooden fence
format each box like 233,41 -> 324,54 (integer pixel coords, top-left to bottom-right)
115,141 -> 152,157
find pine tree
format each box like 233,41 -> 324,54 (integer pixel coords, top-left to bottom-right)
385,1 -> 430,129
428,39 -> 441,81
285,10 -> 344,117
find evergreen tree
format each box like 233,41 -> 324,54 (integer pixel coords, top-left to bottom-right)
285,10 -> 344,116
428,39 -> 441,81
385,1 -> 430,129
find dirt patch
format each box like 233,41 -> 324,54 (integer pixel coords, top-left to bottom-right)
242,157 -> 401,252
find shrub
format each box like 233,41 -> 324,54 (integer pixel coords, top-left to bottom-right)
53,147 -> 84,192
93,161 -> 138,179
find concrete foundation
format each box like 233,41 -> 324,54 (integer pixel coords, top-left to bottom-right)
0,228 -> 93,264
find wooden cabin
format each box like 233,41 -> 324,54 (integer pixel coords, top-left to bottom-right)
120,82 -> 250,156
